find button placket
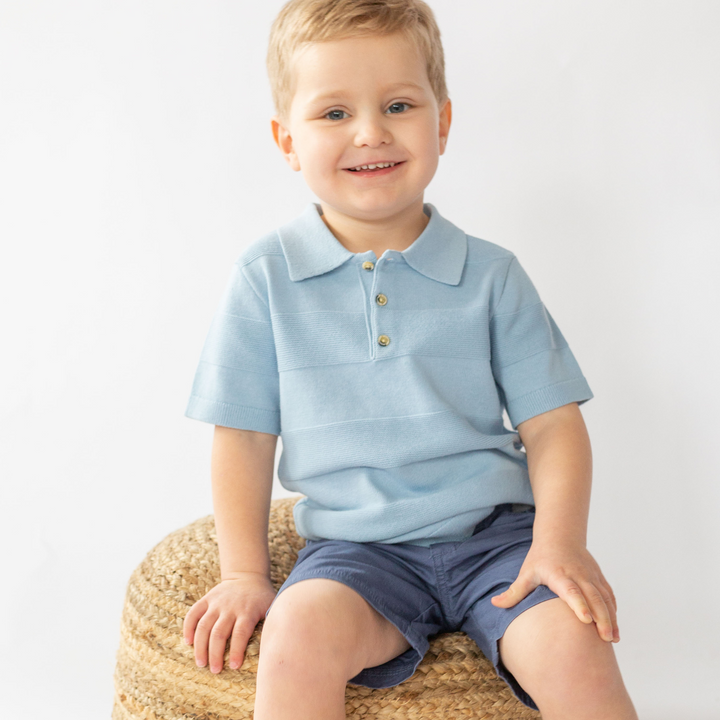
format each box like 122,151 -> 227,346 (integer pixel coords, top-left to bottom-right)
360,256 -> 392,355
374,260 -> 391,349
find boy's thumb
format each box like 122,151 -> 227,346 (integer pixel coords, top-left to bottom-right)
491,579 -> 532,608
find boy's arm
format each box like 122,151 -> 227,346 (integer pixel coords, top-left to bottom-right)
211,425 -> 278,580
490,402 -> 620,644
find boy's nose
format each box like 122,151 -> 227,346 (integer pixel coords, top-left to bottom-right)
353,115 -> 392,148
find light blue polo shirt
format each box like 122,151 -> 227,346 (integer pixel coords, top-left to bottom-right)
185,202 -> 593,546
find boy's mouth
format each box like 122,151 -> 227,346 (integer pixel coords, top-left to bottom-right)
344,161 -> 404,176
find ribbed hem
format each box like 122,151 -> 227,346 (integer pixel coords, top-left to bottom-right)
506,377 -> 593,428
185,395 -> 280,435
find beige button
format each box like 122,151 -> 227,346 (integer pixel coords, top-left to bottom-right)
362,261 -> 374,270
378,335 -> 390,346
376,293 -> 387,306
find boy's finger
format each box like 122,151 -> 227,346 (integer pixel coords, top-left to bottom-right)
193,610 -> 218,667
228,617 -> 254,670
600,576 -> 618,615
491,576 -> 535,608
208,615 -> 234,673
555,580 -> 593,624
580,581 -> 615,643
183,599 -> 207,644
597,581 -> 619,641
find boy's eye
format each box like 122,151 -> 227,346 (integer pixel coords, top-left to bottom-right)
325,109 -> 348,121
323,102 -> 412,120
386,102 -> 410,114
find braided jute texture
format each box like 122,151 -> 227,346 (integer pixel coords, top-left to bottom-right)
113,496 -> 541,719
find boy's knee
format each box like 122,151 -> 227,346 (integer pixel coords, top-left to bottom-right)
263,578 -> 356,641
259,578 -> 369,678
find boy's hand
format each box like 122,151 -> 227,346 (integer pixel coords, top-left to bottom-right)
490,541 -> 620,643
183,572 -> 277,673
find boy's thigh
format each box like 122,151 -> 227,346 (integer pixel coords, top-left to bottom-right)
498,597 -> 628,712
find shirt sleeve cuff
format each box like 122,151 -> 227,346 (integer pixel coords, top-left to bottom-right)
505,377 -> 593,429
185,395 -> 281,435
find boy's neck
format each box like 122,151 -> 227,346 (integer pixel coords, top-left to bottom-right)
318,199 -> 430,258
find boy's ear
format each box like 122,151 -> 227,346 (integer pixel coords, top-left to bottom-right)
271,115 -> 301,172
439,98 -> 452,155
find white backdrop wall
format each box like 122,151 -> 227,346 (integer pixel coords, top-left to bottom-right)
1,1 -> 718,718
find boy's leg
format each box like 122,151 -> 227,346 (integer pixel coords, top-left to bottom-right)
498,597 -> 638,720
254,577 -> 412,720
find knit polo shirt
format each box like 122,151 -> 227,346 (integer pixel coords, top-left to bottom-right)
185,202 -> 593,546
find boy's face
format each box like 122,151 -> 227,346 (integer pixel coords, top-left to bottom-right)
272,32 -> 451,223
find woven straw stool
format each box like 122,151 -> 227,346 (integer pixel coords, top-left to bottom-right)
113,496 -> 541,719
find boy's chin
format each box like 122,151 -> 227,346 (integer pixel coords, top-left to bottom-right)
315,192 -> 423,220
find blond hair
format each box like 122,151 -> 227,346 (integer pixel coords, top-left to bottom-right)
267,0 -> 448,121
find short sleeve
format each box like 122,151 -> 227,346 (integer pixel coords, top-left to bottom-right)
490,256 -> 593,429
184,261 -> 281,435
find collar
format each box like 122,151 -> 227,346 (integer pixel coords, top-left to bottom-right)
277,202 -> 467,286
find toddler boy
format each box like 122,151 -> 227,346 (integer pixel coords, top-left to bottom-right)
182,1 -> 638,718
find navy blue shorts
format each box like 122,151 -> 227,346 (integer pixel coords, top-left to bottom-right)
265,503 -> 558,710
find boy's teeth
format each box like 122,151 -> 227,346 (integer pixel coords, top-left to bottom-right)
350,162 -> 396,171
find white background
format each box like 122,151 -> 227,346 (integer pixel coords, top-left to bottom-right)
1,1 -> 719,718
